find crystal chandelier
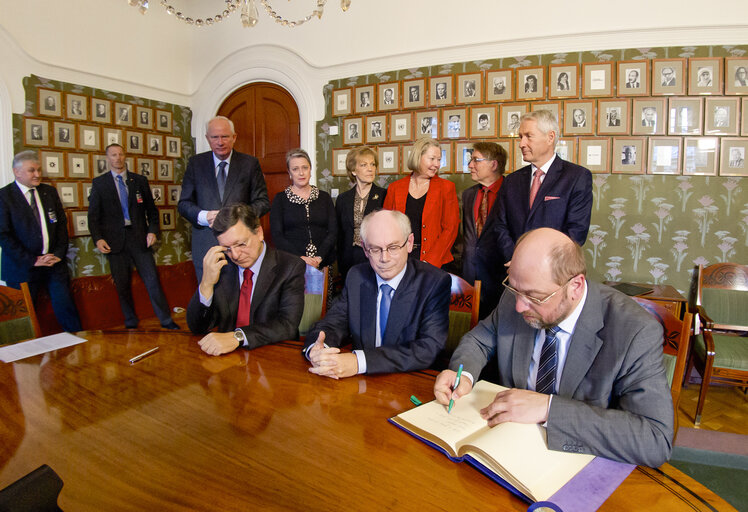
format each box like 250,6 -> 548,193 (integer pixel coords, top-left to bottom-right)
127,0 -> 352,28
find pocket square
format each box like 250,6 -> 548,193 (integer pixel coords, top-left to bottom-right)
544,196 -> 560,201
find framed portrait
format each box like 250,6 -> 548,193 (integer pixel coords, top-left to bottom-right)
114,103 -> 133,127
499,103 -> 528,137
157,159 -> 173,181
66,94 -> 88,121
597,99 -> 629,135
165,136 -> 181,158
454,142 -> 474,174
429,75 -> 453,107
578,137 -> 611,173
583,62 -> 614,97
146,134 -> 164,156
78,125 -> 101,151
25,118 -> 49,146
332,88 -> 352,116
531,101 -> 561,125
549,64 -> 578,99
53,121 -> 76,149
71,211 -> 90,236
688,58 -> 722,95
456,72 -> 482,104
516,67 -> 544,101
563,100 -> 594,135
331,149 -> 350,176
66,153 -> 90,179
647,137 -> 682,174
160,208 -> 176,230
743,98 -> 748,136
470,106 -> 497,138
366,115 -> 387,144
126,131 -> 143,154
724,57 -> 748,95
137,158 -> 155,179
617,60 -> 649,96
103,127 -> 123,147
38,88 -> 62,117
415,111 -> 439,139
389,112 -> 412,143
403,79 -> 425,109
125,157 -> 135,173
343,117 -> 364,145
378,82 -> 399,111
377,146 -> 400,175
555,138 -> 577,163
167,184 -> 182,205
704,97 -> 739,136
151,185 -> 165,206
156,110 -> 172,132
354,85 -> 375,114
442,108 -> 467,139
486,70 -> 513,102
439,143 -> 453,173
56,182 -> 80,207
683,137 -> 719,176
652,59 -> 686,95
496,139 -> 514,173
92,154 -> 108,176
612,137 -> 646,174
91,98 -> 112,124
632,98 -> 666,135
513,139 -> 529,170
81,183 -> 93,207
135,107 -> 153,130
39,151 -> 64,178
667,97 -> 703,135
719,138 -> 748,176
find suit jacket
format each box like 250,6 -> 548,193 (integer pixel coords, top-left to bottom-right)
335,184 -> 387,278
305,259 -> 450,374
0,182 -> 69,283
451,281 -> 673,467
186,247 -> 305,348
88,171 -> 159,253
494,157 -> 592,262
383,175 -> 459,267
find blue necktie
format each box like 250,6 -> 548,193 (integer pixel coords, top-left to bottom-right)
116,174 -> 131,223
217,161 -> 227,201
379,284 -> 393,342
536,326 -> 560,395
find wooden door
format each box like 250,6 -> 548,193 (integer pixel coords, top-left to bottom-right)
218,83 -> 300,246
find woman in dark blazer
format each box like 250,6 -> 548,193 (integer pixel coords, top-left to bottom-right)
335,146 -> 387,279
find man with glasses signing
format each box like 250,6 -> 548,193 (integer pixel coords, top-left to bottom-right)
304,210 -> 450,378
187,204 -> 305,355
434,228 -> 673,467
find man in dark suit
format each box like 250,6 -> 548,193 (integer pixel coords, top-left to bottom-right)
0,151 -> 81,332
186,204 -> 305,355
304,210 -> 450,378
461,142 -> 507,319
494,110 -> 593,264
88,144 -> 178,330
178,116 -> 269,280
435,228 -> 673,467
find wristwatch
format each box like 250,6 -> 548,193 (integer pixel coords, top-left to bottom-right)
233,329 -> 246,347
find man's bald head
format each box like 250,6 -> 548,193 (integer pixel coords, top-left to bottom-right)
513,228 -> 586,286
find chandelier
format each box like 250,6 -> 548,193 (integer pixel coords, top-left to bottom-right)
127,0 -> 352,28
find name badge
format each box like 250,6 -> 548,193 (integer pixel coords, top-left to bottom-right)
47,209 -> 57,223
136,191 -> 143,203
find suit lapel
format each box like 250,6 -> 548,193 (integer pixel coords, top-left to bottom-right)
251,247 -> 275,320
105,173 -> 126,223
222,263 -> 240,329
463,185 -> 478,239
202,154 -> 223,206
383,262 -> 416,344
360,270 -> 377,347
511,315 -> 535,388
13,184 -> 43,235
222,155 -> 239,206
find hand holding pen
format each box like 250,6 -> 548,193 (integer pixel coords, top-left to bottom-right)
433,364 -> 474,409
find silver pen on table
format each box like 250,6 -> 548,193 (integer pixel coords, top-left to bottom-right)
129,346 -> 159,364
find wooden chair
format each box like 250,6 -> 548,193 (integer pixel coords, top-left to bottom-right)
0,464 -> 64,512
298,265 -> 329,339
686,263 -> 748,426
446,274 -> 481,355
0,283 -> 41,345
632,296 -> 693,435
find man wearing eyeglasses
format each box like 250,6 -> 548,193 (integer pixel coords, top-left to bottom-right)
186,203 -> 305,355
304,209 -> 450,378
434,228 -> 673,467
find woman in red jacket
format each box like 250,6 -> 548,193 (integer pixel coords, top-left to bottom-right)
383,137 -> 459,268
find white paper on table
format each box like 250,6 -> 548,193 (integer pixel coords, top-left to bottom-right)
586,145 -> 602,166
0,332 -> 87,363
656,146 -> 673,166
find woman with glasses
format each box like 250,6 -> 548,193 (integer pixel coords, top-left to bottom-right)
270,148 -> 337,269
383,137 -> 459,268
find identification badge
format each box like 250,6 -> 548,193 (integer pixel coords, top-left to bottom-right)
136,191 -> 143,203
47,209 -> 57,223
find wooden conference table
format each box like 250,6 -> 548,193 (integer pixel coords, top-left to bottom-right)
0,330 -> 734,511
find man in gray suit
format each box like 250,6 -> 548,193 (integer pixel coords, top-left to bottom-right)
434,228 -> 673,467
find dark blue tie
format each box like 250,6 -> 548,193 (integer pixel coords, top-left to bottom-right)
116,174 -> 131,223
379,284 -> 393,342
536,326 -> 560,395
217,161 -> 227,201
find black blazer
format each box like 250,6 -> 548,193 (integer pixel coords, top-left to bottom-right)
334,184 -> 386,278
0,182 -> 69,284
88,171 -> 159,253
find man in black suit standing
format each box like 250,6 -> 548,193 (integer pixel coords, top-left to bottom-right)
0,151 -> 82,332
187,204 -> 305,355
88,144 -> 178,330
178,116 -> 269,280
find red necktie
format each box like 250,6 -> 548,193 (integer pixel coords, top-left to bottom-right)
476,187 -> 489,236
529,169 -> 544,209
236,268 -> 253,328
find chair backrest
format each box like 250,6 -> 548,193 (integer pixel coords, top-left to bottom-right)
0,464 -> 63,512
445,274 -> 481,354
694,263 -> 748,333
298,265 -> 329,338
0,283 -> 41,345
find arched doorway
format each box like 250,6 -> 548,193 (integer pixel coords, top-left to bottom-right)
217,82 -> 300,246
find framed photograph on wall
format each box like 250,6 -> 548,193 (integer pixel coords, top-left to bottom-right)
648,137 -> 682,174
91,98 -> 111,124
366,115 -> 387,144
415,111 -> 439,139
354,85 -> 375,114
389,112 -> 412,142
156,110 -> 172,132
66,94 -> 88,121
514,139 -> 529,170
688,58 -> 722,95
378,82 -> 399,111
496,139 -> 514,172
126,131 -> 144,154
442,108 -> 467,139
454,142 -> 474,174
38,88 -> 62,117
632,98 -> 666,135
137,158 -> 155,179
165,136 -> 181,157
555,138 -> 577,163
92,154 -> 108,176
343,117 -> 363,145
612,137 -> 646,174
516,66 -> 544,101
439,143 -> 453,174
147,134 -> 164,156
103,127 -> 122,146
71,211 -> 90,236
151,185 -> 165,206
53,121 -> 76,149
470,106 -> 497,138
485,70 -> 513,102
667,97 -> 703,135
157,159 -> 173,181
683,137 -> 719,176
25,118 -> 49,146
704,97 -> 739,135
39,150 -> 64,178
78,125 -> 101,151
578,137 -> 611,173
652,59 -> 686,95
331,148 -> 350,176
531,101 -> 561,125
167,184 -> 182,205
499,103 -> 528,137
719,138 -> 748,176
549,64 -> 578,99
66,153 -> 90,179
332,88 -> 352,116
135,107 -> 153,130
457,72 -> 482,104
403,79 -> 425,109
160,208 -> 176,230
563,100 -> 594,135
724,57 -> 748,95
56,182 -> 80,207
125,157 -> 135,173
377,146 -> 400,175
429,75 -> 453,106
597,99 -> 629,135
82,183 -> 93,207
617,60 -> 649,96
114,103 -> 133,127
583,62 -> 614,97
743,98 -> 748,136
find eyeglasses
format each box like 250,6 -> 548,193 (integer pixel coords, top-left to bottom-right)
469,157 -> 488,164
365,239 -> 408,257
501,275 -> 575,306
223,238 -> 252,255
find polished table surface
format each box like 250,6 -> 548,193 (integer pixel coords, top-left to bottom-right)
0,330 -> 735,511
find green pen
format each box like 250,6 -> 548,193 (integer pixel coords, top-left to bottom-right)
448,363 -> 463,414
410,395 -> 422,406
